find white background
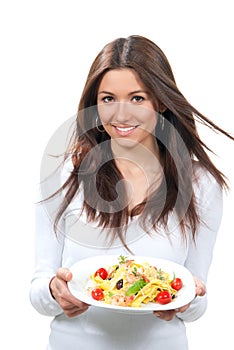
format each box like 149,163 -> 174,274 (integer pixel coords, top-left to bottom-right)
1,0 -> 233,349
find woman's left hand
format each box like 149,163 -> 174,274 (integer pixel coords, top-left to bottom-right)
153,276 -> 206,321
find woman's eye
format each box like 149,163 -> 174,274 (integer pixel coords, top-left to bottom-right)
132,95 -> 144,103
102,96 -> 114,103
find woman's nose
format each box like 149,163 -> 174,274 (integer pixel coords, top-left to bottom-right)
98,102 -> 137,124
112,102 -> 132,123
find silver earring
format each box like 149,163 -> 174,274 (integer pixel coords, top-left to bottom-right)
95,115 -> 105,133
159,112 -> 165,131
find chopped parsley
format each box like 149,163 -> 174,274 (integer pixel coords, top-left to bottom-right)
118,255 -> 128,264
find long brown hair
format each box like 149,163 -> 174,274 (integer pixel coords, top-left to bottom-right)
53,35 -> 233,248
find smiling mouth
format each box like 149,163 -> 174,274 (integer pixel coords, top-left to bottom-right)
113,125 -> 138,136
116,126 -> 137,132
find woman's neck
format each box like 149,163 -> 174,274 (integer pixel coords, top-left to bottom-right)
111,138 -> 162,176
112,141 -> 163,211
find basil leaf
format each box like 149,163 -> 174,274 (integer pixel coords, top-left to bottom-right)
125,279 -> 147,296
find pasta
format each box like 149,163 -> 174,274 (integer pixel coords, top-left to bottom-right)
86,256 -> 183,307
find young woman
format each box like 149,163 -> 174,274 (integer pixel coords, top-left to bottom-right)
30,35 -> 233,350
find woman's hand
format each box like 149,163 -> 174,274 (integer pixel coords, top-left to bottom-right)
49,267 -> 90,318
153,276 -> 206,321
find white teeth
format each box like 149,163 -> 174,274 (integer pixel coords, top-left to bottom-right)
116,126 -> 135,132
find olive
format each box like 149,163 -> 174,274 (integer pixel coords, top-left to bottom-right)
116,279 -> 123,290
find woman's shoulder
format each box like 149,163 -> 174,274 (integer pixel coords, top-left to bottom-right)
61,155 -> 84,203
192,160 -> 217,185
192,160 -> 222,202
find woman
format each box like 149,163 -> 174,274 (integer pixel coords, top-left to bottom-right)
30,35 -> 233,349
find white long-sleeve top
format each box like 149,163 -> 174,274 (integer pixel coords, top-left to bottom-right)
30,162 -> 223,350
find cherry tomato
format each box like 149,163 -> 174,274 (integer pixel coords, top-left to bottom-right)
91,288 -> 104,301
94,268 -> 108,280
171,278 -> 183,291
155,291 -> 172,305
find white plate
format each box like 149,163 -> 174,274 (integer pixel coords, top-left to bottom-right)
68,255 -> 196,313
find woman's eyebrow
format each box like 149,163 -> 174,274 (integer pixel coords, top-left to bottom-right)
128,90 -> 148,96
98,91 -> 115,95
98,90 -> 148,95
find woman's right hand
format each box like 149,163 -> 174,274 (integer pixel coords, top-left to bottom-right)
49,267 -> 90,318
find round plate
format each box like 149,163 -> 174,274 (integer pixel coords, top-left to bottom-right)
68,255 -> 196,313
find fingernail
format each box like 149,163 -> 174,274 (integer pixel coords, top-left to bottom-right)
154,312 -> 161,317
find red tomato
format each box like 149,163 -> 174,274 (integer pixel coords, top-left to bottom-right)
91,288 -> 104,301
171,278 -> 183,291
94,268 -> 108,280
155,291 -> 172,305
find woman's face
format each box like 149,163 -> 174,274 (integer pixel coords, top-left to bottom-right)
97,69 -> 159,151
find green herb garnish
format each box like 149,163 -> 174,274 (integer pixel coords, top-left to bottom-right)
118,255 -> 128,264
157,268 -> 166,281
125,279 -> 148,296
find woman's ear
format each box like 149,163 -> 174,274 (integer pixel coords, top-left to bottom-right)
159,103 -> 167,113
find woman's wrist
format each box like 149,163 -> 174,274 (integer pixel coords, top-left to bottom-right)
49,276 -> 56,299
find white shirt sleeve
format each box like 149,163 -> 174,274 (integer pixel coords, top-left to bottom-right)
29,183 -> 65,316
30,158 -> 75,316
178,168 -> 223,322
